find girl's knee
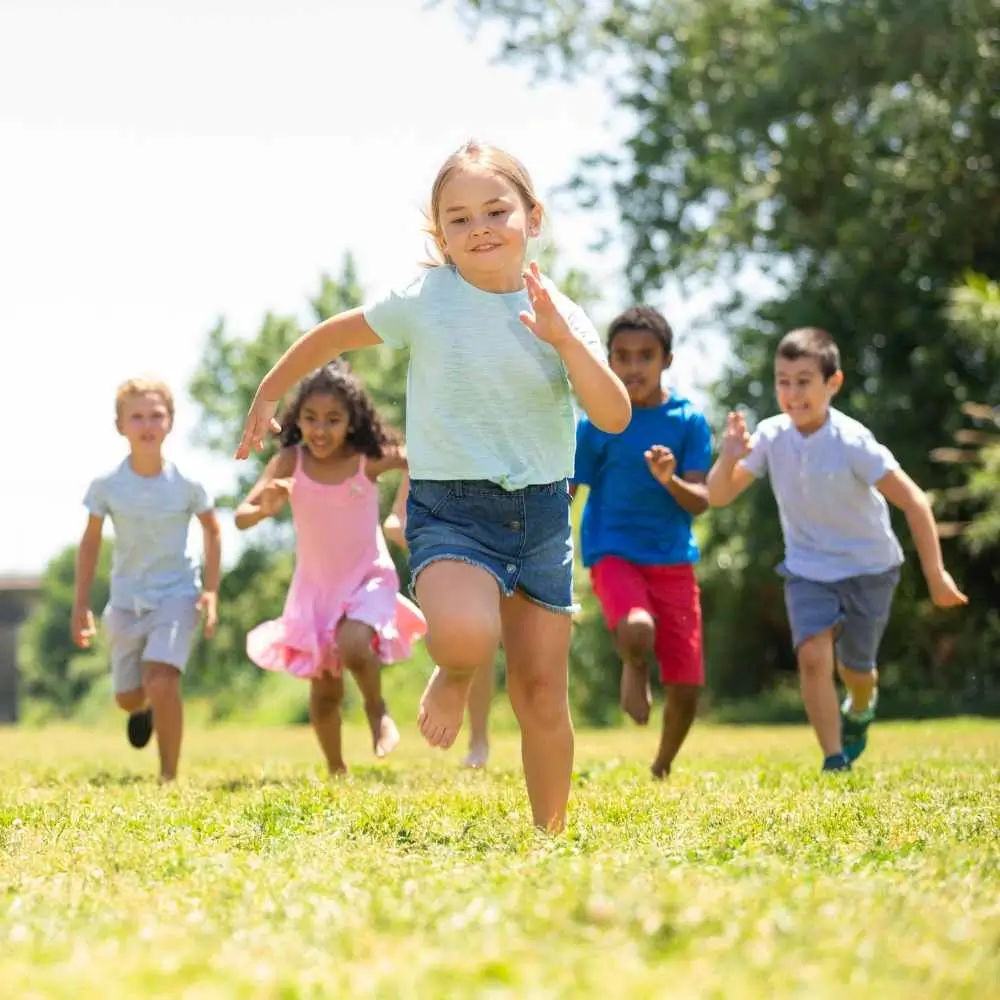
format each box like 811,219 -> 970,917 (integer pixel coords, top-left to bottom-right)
510,671 -> 570,729
427,612 -> 500,673
310,677 -> 344,717
336,619 -> 376,668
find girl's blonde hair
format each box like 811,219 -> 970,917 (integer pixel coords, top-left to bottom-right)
423,139 -> 543,267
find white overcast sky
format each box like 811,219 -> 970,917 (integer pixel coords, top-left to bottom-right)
0,0 -> 740,577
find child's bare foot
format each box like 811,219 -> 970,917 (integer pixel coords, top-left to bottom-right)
327,761 -> 349,777
418,667 -> 472,749
373,714 -> 400,758
651,759 -> 670,781
620,660 -> 652,725
461,740 -> 489,769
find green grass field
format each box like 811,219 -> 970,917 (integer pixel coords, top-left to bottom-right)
1,719 -> 998,999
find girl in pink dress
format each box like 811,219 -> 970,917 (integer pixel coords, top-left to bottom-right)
235,362 -> 426,773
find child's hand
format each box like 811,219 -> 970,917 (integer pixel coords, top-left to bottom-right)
258,478 -> 293,518
197,591 -> 219,638
928,570 -> 969,609
236,397 -> 281,459
519,262 -> 573,348
721,411 -> 752,462
644,445 -> 677,486
71,606 -> 96,648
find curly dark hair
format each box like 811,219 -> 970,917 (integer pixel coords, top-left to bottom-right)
277,361 -> 398,458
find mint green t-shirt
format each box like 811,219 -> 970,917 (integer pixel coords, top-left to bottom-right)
363,266 -> 606,490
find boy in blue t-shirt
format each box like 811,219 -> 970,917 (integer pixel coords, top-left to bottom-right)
707,327 -> 967,771
573,307 -> 713,778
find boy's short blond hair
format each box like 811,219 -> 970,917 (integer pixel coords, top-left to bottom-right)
115,377 -> 175,422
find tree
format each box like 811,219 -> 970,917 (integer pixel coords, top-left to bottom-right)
18,545 -> 113,715
933,274 -> 1000,552
451,0 -> 1000,710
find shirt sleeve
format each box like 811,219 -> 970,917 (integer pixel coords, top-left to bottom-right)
83,477 -> 108,517
679,411 -> 713,475
362,274 -> 424,350
572,419 -> 601,486
846,428 -> 900,485
740,424 -> 770,479
189,479 -> 213,516
551,286 -> 607,364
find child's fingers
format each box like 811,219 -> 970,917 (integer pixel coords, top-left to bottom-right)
518,310 -> 539,334
235,420 -> 261,459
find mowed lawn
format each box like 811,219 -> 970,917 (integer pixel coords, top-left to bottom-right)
1,720 -> 998,999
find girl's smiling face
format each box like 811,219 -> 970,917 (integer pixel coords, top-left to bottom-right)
436,165 -> 540,293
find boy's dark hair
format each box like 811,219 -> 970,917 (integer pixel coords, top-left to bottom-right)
776,327 -> 841,380
277,361 -> 398,458
607,306 -> 673,356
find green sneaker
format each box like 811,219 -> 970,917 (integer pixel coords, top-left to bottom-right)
841,694 -> 876,763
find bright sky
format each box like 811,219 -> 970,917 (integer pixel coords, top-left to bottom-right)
1,0 -> 731,578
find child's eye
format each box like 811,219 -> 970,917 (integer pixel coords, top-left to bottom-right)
450,216 -> 468,226
489,209 -> 508,218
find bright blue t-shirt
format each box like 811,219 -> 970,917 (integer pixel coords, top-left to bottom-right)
573,395 -> 713,568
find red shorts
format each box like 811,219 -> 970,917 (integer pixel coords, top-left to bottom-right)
590,556 -> 704,687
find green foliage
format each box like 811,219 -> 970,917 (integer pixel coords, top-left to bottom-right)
454,0 -> 1000,710
935,273 -> 1000,553
18,544 -> 113,716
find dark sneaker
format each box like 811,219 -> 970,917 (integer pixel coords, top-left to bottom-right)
841,696 -> 876,764
822,752 -> 851,772
127,708 -> 153,749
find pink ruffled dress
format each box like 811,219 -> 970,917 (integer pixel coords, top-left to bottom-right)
246,451 -> 426,678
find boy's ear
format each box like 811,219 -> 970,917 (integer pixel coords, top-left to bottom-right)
662,351 -> 674,372
828,369 -> 845,395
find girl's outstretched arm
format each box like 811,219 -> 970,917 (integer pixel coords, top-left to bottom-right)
236,310 -> 383,458
234,448 -> 297,530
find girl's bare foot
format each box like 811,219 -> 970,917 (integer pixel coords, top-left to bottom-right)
461,741 -> 489,769
418,666 -> 473,749
373,714 -> 400,758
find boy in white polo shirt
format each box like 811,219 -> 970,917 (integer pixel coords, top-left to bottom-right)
72,377 -> 221,782
707,327 -> 966,771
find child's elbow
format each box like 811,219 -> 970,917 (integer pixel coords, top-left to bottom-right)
706,485 -> 728,508
594,400 -> 632,435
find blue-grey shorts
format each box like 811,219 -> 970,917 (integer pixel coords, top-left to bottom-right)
779,564 -> 901,671
405,478 -> 576,615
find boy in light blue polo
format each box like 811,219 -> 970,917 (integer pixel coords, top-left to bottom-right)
72,378 -> 221,782
707,327 -> 967,771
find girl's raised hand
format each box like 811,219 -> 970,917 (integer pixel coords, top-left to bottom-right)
258,477 -> 293,517
519,261 -> 573,348
236,397 -> 280,459
721,411 -> 752,462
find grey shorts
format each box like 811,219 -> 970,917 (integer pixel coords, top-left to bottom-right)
780,565 -> 901,671
104,597 -> 198,693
